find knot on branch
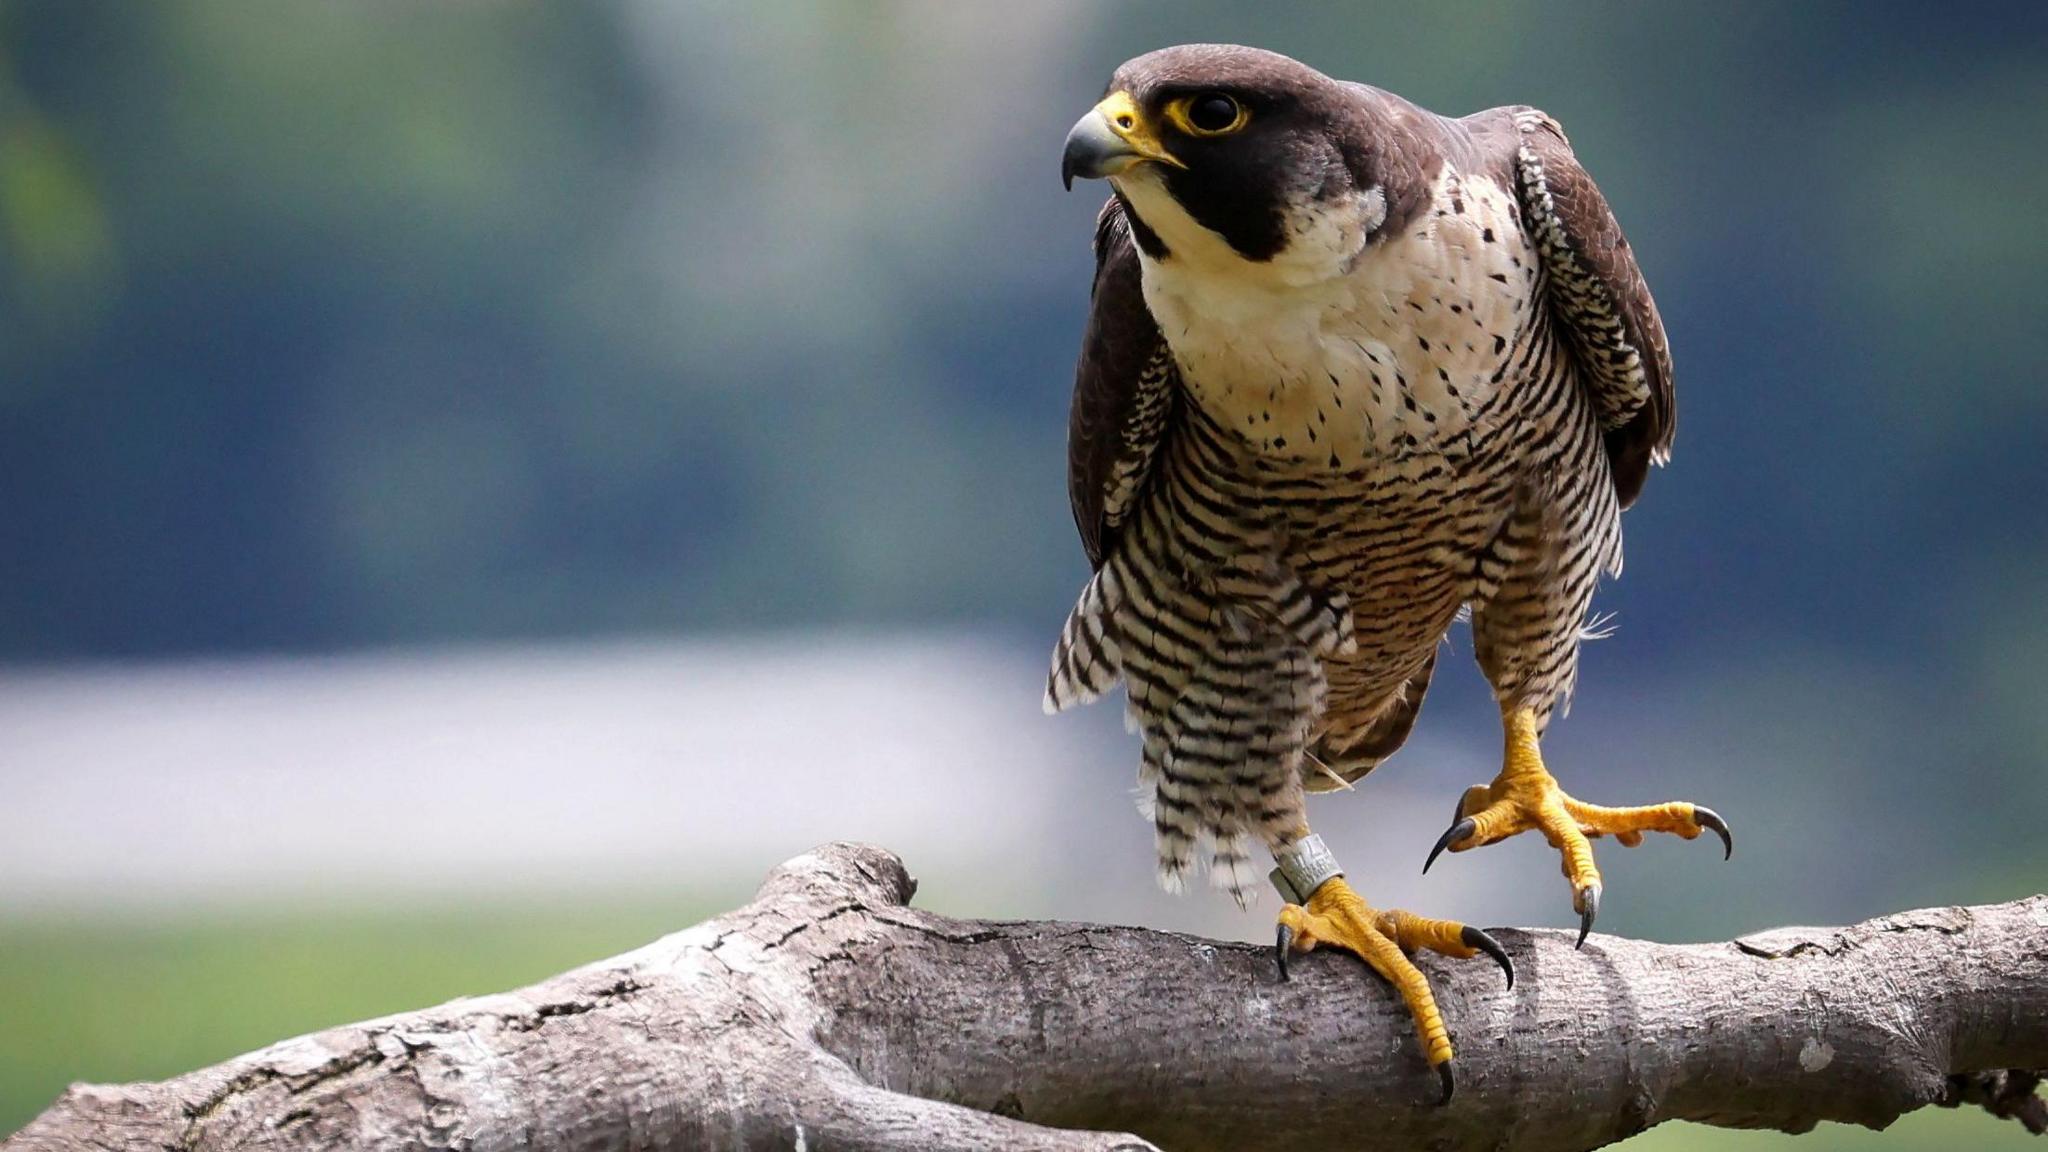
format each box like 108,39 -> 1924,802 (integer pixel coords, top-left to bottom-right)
752,841 -> 918,912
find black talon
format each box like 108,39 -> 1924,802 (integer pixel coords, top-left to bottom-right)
1694,805 -> 1733,860
1275,922 -> 1293,982
1437,1060 -> 1456,1105
1576,884 -> 1601,949
1424,817 -> 1476,875
1462,925 -> 1515,991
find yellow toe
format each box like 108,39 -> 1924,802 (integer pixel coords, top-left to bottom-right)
1275,877 -> 1513,1076
1423,709 -> 1730,942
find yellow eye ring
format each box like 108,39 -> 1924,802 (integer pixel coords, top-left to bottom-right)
1164,93 -> 1249,137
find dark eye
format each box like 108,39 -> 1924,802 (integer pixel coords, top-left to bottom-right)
1187,93 -> 1242,133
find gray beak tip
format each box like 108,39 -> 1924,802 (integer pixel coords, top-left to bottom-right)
1061,109 -> 1133,190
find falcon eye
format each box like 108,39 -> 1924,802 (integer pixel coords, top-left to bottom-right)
1167,93 -> 1249,137
1189,95 -> 1240,131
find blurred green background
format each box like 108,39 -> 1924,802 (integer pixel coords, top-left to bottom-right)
2,1 -> 2044,1146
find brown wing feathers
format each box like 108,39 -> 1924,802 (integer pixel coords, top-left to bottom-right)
1068,197 -> 1178,568
1505,110 -> 1676,509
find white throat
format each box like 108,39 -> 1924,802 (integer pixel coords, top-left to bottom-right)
1118,164 -> 1527,469
1111,168 -> 1386,293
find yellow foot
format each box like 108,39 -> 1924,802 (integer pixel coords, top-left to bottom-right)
1275,876 -> 1512,1104
1423,708 -> 1731,947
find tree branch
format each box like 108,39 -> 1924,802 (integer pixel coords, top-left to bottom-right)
6,843 -> 2044,1151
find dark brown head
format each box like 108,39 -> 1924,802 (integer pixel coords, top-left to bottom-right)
1062,45 -> 1424,266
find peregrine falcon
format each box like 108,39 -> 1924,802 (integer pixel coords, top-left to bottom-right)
1045,45 -> 1729,1099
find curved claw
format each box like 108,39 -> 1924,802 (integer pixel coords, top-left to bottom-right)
1423,817 -> 1476,875
1437,1060 -> 1455,1105
1575,883 -> 1601,949
1275,922 -> 1293,982
1461,925 -> 1514,991
1693,805 -> 1733,860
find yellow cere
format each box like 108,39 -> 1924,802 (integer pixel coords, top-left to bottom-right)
1093,91 -> 1187,169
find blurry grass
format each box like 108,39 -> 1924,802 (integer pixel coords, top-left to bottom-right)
0,898 -> 709,1137
0,905 -> 2037,1148
1625,1112 -> 2039,1151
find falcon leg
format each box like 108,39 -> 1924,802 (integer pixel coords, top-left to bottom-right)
1423,708 -> 1731,946
1271,833 -> 1511,1105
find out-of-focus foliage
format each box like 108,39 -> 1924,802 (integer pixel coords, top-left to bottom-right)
5,1 -> 2044,664
2,2 -> 2045,1146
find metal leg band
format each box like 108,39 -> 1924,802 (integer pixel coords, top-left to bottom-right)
1269,833 -> 1344,904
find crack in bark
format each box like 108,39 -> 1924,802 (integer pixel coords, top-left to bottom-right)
869,907 -> 1045,946
175,1045 -> 391,1152
523,975 -> 647,1024
763,902 -> 862,950
1738,910 -> 1973,960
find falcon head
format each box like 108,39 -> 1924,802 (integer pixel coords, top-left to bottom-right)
1062,45 -> 1418,272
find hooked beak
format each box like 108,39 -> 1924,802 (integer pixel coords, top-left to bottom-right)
1061,91 -> 1186,189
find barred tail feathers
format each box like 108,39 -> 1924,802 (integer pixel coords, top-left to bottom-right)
1044,566 -> 1124,714
1050,539 -> 1334,907
1139,603 -> 1324,905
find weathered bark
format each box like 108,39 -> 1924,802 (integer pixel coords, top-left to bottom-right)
6,842 -> 2044,1151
